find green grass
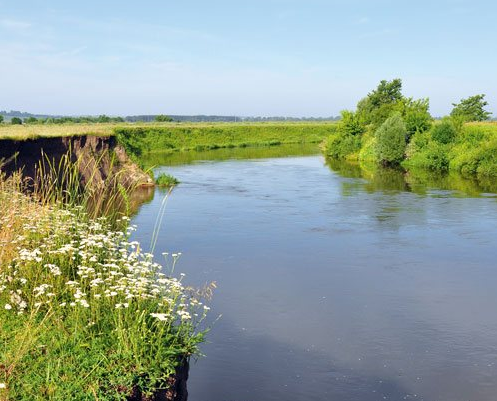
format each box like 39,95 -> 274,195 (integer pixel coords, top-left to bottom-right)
0,155 -> 211,399
114,122 -> 338,159
155,172 -> 180,187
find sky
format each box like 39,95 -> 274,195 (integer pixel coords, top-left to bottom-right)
1,0 -> 496,117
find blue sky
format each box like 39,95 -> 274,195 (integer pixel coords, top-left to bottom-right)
1,0 -> 496,116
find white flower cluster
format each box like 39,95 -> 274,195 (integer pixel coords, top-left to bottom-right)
0,208 -> 209,328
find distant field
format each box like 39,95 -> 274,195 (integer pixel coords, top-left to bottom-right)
0,121 -> 338,141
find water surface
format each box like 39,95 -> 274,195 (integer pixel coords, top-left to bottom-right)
132,146 -> 497,401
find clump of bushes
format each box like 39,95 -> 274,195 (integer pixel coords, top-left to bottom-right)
431,118 -> 457,144
324,78 -> 497,178
374,114 -> 407,165
324,111 -> 365,160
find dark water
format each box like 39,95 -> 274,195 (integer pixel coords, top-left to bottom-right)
132,146 -> 497,401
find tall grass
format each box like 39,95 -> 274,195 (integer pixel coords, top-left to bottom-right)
0,154 -> 212,399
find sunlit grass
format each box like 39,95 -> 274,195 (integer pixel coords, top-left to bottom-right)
0,154 -> 212,399
0,121 -> 339,141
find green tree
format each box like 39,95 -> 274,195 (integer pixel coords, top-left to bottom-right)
338,110 -> 366,136
375,113 -> 407,165
324,110 -> 365,159
0,115 -> 4,123
155,114 -> 173,122
357,78 -> 403,126
395,97 -> 432,139
97,115 -> 111,123
450,94 -> 492,122
11,117 -> 22,125
24,117 -> 38,124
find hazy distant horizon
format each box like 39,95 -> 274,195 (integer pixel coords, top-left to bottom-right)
1,0 -> 496,117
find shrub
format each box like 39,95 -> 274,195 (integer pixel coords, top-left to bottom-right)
398,98 -> 432,138
374,114 -> 407,165
431,119 -> 457,144
11,117 -> 22,125
155,172 -> 179,187
325,132 -> 362,160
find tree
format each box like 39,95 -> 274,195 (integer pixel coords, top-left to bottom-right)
451,94 -> 492,122
24,117 -> 38,124
155,114 -> 173,122
97,115 -> 111,123
395,97 -> 432,139
11,117 -> 22,125
356,78 -> 404,127
375,113 -> 407,165
0,115 -> 3,123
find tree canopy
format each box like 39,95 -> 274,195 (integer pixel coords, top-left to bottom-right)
356,78 -> 404,126
450,94 -> 492,122
155,115 -> 173,122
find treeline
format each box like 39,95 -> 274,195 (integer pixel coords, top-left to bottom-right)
0,111 -> 339,125
324,79 -> 497,177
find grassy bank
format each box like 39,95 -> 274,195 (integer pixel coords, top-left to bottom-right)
0,121 -> 337,142
0,161 -> 211,399
114,122 -> 337,158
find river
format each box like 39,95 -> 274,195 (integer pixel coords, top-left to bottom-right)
132,145 -> 497,401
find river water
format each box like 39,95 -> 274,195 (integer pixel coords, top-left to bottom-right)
132,145 -> 497,401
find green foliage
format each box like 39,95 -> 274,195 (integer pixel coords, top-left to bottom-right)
374,114 -> 407,165
0,115 -> 4,123
338,110 -> 366,136
24,117 -> 38,124
11,117 -> 22,125
324,131 -> 362,160
451,94 -> 492,122
115,123 -> 337,158
324,111 -> 365,160
396,97 -> 432,138
155,114 -> 173,122
356,78 -> 403,126
431,118 -> 457,144
155,172 -> 179,186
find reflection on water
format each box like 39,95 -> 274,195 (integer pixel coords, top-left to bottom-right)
131,148 -> 497,401
140,143 -> 321,167
326,158 -> 497,197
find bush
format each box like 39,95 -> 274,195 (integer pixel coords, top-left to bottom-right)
374,114 -> 407,165
325,132 -> 362,160
11,117 -> 22,125
155,172 -> 179,186
431,119 -> 457,144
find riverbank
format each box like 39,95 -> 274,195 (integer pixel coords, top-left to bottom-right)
324,120 -> 497,179
0,145 -> 211,399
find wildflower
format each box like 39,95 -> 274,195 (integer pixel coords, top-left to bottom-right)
0,383 -> 6,389
150,313 -> 169,321
4,304 -> 12,310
